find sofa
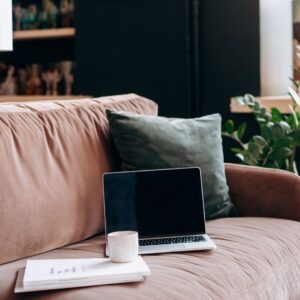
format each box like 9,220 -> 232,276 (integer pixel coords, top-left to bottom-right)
0,94 -> 300,300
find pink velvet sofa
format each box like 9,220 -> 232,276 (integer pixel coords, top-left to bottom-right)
1,94 -> 300,300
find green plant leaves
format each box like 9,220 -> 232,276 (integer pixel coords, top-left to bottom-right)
252,135 -> 268,148
231,148 -> 244,154
288,104 -> 299,129
235,153 -> 244,162
237,122 -> 247,140
289,129 -> 300,145
289,87 -> 300,107
225,93 -> 300,173
273,137 -> 294,149
231,135 -> 267,166
269,147 -> 293,161
267,122 -> 291,142
222,119 -> 248,151
260,124 -> 273,142
224,119 -> 234,134
271,108 -> 283,122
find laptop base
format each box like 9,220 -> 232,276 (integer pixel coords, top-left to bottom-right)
139,234 -> 216,255
105,234 -> 216,257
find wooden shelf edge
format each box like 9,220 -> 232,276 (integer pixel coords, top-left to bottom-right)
13,28 -> 75,41
0,95 -> 91,103
230,95 -> 300,114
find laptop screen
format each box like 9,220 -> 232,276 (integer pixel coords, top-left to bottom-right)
103,168 -> 206,238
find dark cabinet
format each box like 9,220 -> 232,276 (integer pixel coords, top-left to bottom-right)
75,0 -> 196,117
75,0 -> 260,118
198,0 -> 260,118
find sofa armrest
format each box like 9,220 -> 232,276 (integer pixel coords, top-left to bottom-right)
225,163 -> 300,221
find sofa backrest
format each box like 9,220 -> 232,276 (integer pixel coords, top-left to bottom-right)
0,94 -> 157,265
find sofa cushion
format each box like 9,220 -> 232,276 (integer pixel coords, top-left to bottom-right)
1,217 -> 300,300
0,94 -> 157,265
106,110 -> 234,220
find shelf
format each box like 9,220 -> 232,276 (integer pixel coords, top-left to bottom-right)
0,95 -> 90,103
230,95 -> 300,114
13,28 -> 75,41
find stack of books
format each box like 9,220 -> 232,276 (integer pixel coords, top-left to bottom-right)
15,256 -> 151,293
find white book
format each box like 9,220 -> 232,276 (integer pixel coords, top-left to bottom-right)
15,256 -> 150,293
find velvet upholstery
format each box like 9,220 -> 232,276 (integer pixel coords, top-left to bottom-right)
1,217 -> 300,300
0,94 -> 157,265
0,95 -> 300,300
225,163 -> 300,221
106,110 -> 234,220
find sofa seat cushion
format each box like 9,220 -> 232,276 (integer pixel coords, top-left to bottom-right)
1,217 -> 300,300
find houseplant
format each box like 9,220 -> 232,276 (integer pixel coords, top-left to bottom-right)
223,88 -> 300,174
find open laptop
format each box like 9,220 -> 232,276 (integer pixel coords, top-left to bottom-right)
103,167 -> 216,255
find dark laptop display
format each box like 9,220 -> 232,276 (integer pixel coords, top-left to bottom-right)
103,168 -> 206,238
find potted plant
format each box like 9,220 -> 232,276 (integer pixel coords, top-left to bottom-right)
223,88 -> 300,174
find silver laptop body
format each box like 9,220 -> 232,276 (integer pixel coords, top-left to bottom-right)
103,167 -> 216,255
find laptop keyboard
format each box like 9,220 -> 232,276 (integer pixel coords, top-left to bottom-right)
139,235 -> 205,246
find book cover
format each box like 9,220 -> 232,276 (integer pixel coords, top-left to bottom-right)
23,256 -> 150,287
15,269 -> 145,293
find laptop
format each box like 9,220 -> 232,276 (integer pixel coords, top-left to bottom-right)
103,167 -> 216,255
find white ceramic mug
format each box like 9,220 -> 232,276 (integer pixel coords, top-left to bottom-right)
107,231 -> 139,263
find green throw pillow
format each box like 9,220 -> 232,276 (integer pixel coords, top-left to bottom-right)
106,110 -> 234,220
